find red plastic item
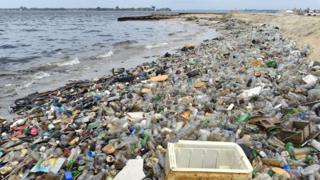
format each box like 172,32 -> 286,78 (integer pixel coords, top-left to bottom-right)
12,125 -> 28,137
31,127 -> 38,136
96,83 -> 102,89
63,148 -> 71,157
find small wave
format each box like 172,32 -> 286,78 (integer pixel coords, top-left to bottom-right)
113,40 -> 138,47
0,44 -> 30,49
59,27 -> 84,31
59,38 -> 78,42
23,81 -> 33,88
0,57 -> 13,63
20,56 -> 41,63
0,29 -> 4,32
22,28 -> 43,32
97,50 -> 114,58
97,34 -> 113,37
92,43 -> 106,48
1,87 -> 17,97
0,44 -> 17,49
103,38 -> 115,42
0,71 -> 18,77
33,71 -> 50,80
20,64 -> 57,73
0,73 -> 15,77
42,48 -> 63,56
57,57 -> 80,67
19,44 -> 31,47
145,42 -> 169,49
84,30 -> 101,33
46,38 -> 58,42
0,56 -> 40,64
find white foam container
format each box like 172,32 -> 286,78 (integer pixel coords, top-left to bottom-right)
165,140 -> 253,180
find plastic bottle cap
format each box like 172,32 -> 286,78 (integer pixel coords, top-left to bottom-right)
282,164 -> 291,172
65,171 -> 73,180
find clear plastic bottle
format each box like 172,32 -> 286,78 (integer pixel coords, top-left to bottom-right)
88,170 -> 106,180
77,170 -> 90,180
67,147 -> 81,163
310,140 -> 320,151
176,121 -> 200,140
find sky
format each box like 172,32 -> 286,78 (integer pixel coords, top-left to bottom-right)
1,0 -> 320,10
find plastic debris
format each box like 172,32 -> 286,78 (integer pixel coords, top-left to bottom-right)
150,75 -> 169,82
114,159 -> 145,180
303,74 -> 318,86
239,86 -> 263,99
271,167 -> 290,179
1,16 -> 320,180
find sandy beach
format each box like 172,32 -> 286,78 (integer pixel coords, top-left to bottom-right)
234,13 -> 320,61
182,12 -> 320,61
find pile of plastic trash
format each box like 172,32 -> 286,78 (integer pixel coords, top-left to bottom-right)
1,17 -> 320,179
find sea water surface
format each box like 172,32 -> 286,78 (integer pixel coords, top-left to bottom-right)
0,10 -> 217,117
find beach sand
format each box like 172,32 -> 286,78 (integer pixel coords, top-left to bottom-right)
233,13 -> 320,61
182,13 -> 320,61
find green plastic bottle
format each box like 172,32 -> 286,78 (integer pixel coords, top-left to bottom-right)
140,131 -> 150,147
237,113 -> 251,122
265,60 -> 277,68
285,142 -> 295,159
305,154 -> 314,165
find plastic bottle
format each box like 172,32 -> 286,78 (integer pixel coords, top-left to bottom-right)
301,164 -> 320,178
67,147 -> 81,163
10,118 -> 27,128
77,170 -> 89,180
276,152 -> 291,172
176,121 -> 200,139
286,142 -> 295,159
290,166 -> 303,179
88,171 -> 106,180
237,113 -> 250,122
156,149 -> 165,168
310,140 -> 320,151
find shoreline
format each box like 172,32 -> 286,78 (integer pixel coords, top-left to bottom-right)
0,18 -> 217,119
1,14 -> 320,179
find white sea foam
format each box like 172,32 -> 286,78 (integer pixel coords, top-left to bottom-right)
57,57 -> 80,67
23,81 -> 33,88
33,71 -> 51,80
97,50 -> 114,58
145,42 -> 168,49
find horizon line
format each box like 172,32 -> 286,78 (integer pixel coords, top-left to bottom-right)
0,7 -> 289,11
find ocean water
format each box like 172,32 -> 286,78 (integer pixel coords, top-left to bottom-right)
0,10 -> 217,117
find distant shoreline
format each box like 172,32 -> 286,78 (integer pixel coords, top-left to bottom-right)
0,7 -> 171,11
0,8 -> 279,13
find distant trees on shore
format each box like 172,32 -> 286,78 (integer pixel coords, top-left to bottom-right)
12,6 -> 172,12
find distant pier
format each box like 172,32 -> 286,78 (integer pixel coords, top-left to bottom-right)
117,12 -> 227,21
118,12 -> 179,21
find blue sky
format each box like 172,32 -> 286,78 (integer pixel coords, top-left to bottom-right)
1,0 -> 320,10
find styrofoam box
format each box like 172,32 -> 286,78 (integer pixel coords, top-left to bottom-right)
165,140 -> 253,180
